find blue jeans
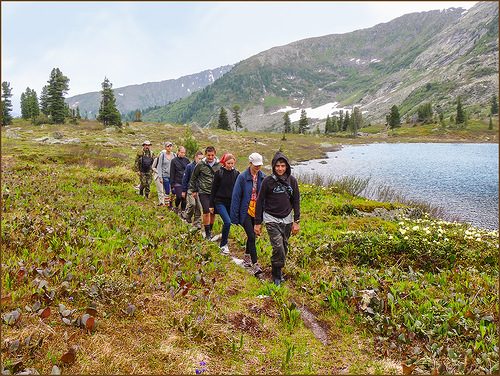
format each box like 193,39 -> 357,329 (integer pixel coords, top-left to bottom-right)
215,202 -> 231,247
162,176 -> 171,195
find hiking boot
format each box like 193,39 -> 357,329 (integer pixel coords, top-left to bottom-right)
243,254 -> 252,267
220,244 -> 230,255
251,262 -> 263,276
273,278 -> 281,286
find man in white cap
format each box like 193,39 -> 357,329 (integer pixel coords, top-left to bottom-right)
134,140 -> 155,198
230,152 -> 266,276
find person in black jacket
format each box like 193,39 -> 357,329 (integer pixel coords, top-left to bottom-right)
254,151 -> 300,286
170,146 -> 190,213
210,153 -> 240,254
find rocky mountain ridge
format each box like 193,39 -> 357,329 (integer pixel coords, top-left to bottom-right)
144,2 -> 498,131
65,65 -> 233,118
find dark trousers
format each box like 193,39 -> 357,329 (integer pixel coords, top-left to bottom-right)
241,215 -> 258,264
265,221 -> 292,269
173,184 -> 186,210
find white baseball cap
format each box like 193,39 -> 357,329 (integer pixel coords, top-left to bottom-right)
248,152 -> 263,166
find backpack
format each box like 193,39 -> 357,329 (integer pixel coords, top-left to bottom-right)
152,156 -> 159,169
140,153 -> 154,172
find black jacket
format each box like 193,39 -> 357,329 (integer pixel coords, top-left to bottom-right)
170,156 -> 190,185
255,151 -> 300,224
210,167 -> 240,207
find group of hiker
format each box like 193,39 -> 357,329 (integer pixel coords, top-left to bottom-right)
134,140 -> 301,286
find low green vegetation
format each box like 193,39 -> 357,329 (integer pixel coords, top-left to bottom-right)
1,120 -> 498,374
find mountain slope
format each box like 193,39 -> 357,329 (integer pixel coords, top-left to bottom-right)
144,2 -> 498,130
65,65 -> 233,118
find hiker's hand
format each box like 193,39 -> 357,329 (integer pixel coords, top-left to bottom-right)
209,207 -> 214,214
181,192 -> 186,199
192,192 -> 198,199
254,224 -> 262,236
292,222 -> 300,235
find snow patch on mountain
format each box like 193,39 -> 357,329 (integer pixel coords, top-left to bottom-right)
273,102 -> 362,122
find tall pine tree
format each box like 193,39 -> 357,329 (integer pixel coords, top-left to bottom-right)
350,107 -> 363,136
298,109 -> 308,134
491,94 -> 498,115
1,81 -> 13,126
455,96 -> 465,126
39,85 -> 49,115
217,107 -> 230,130
283,112 -> 291,134
231,104 -> 242,131
324,115 -> 332,134
97,77 -> 122,127
343,111 -> 350,131
46,68 -> 69,124
388,105 -> 401,129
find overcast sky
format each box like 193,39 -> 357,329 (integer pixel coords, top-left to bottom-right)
2,1 -> 477,114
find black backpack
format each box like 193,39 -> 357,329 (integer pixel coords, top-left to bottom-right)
140,153 -> 154,172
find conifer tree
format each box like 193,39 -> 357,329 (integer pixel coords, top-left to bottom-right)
1,81 -> 13,126
217,107 -> 230,130
298,109 -> 308,134
231,104 -> 242,131
76,107 -> 81,120
489,114 -> 493,130
39,85 -> 49,115
343,111 -> 350,131
491,94 -> 498,115
338,111 -> 344,131
456,96 -> 465,126
20,87 -> 39,121
324,115 -> 332,134
350,107 -> 363,136
283,112 -> 291,134
332,116 -> 338,132
97,77 -> 122,127
388,105 -> 401,129
46,68 -> 70,123
20,92 -> 28,119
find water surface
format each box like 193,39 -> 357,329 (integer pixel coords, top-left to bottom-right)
292,143 -> 498,230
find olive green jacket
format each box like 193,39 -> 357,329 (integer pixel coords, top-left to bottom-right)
188,158 -> 221,194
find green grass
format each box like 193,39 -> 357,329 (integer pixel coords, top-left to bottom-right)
1,119 -> 498,374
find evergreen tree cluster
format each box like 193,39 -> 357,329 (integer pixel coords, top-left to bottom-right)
20,88 -> 40,122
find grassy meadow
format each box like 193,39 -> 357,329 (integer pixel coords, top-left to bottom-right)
1,119 -> 498,374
